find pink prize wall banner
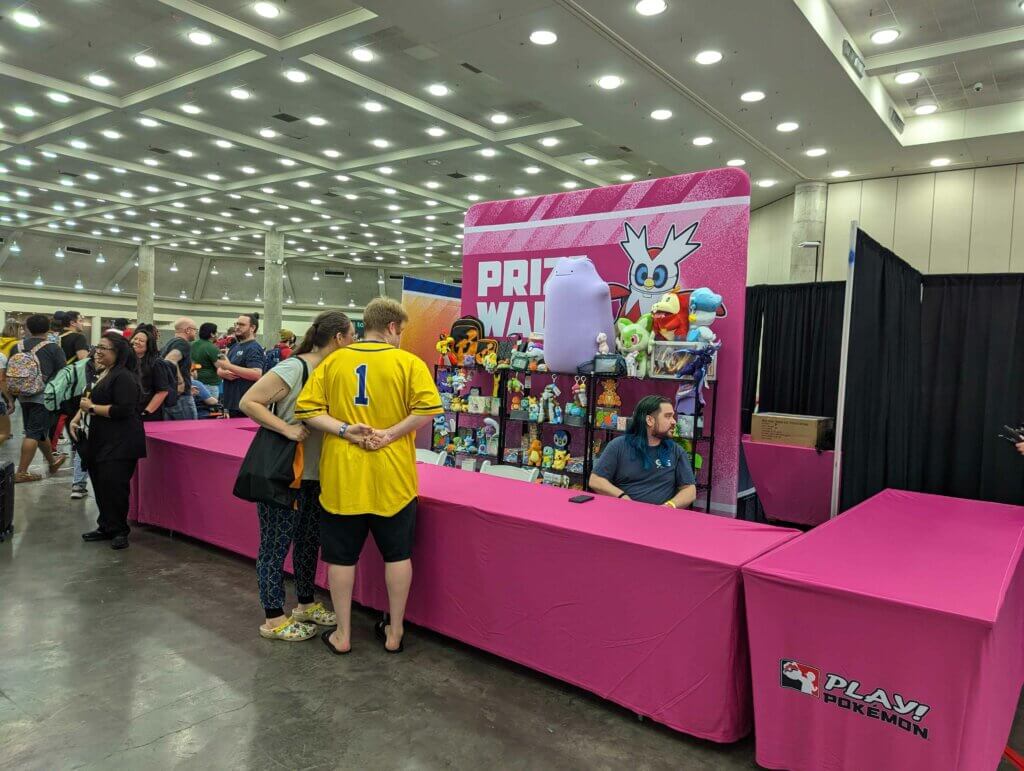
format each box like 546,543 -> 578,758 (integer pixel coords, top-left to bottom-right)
462,169 -> 749,513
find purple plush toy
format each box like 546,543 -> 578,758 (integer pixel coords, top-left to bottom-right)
542,256 -> 615,374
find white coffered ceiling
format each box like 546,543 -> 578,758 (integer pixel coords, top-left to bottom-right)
1,0 -> 1022,305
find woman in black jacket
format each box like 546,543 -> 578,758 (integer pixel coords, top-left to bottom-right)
70,333 -> 147,550
131,325 -> 171,421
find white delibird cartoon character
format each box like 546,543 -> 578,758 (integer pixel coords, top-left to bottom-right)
609,222 -> 702,320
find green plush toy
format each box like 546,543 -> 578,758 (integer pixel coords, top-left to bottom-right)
615,313 -> 654,378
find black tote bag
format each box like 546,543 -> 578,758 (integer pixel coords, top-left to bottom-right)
232,359 -> 308,508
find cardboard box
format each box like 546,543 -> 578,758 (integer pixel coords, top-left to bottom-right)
750,413 -> 833,449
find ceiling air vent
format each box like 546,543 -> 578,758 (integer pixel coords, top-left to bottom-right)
58,170 -> 80,178
324,269 -> 346,277
618,146 -> 633,153
460,62 -> 483,74
67,246 -> 92,255
148,146 -> 171,155
447,172 -> 467,179
273,112 -> 300,123
388,274 -> 404,280
324,192 -> 339,198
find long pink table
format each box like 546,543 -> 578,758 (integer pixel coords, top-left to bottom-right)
742,435 -> 834,526
133,420 -> 799,742
743,489 -> 1024,771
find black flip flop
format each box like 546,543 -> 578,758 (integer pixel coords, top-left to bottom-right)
374,619 -> 404,654
321,628 -> 350,655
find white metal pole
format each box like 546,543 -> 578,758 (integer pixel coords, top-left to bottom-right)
830,220 -> 858,519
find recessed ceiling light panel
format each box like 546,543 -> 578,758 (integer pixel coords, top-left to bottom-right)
740,90 -> 765,102
635,0 -> 667,15
189,30 -> 213,46
597,75 -> 623,90
895,71 -> 920,85
253,2 -> 280,18
650,109 -> 672,120
871,28 -> 900,45
776,121 -> 799,132
915,103 -> 938,115
726,159 -> 746,167
695,50 -> 723,65
530,30 -> 557,45
351,47 -> 374,62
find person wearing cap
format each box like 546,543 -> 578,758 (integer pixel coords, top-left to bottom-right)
279,329 -> 296,359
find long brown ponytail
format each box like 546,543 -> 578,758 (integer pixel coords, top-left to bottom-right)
294,310 -> 352,355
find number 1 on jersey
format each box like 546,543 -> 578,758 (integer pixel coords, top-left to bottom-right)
354,363 -> 369,406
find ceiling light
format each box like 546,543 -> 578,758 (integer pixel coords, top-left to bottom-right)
312,271 -> 320,281
650,109 -> 673,120
540,137 -> 559,147
13,9 -> 41,27
802,147 -> 827,158
230,87 -> 251,100
47,92 -> 71,104
181,104 -> 201,114
210,264 -> 219,275
756,179 -> 777,188
345,274 -> 353,283
322,148 -> 341,158
286,295 -> 294,304
726,159 -> 746,167
344,193 -> 358,200
692,136 -> 713,146
895,71 -> 920,85
378,166 -> 394,175
335,175 -> 350,182
871,28 -> 900,45
259,127 -> 277,138
363,100 -> 384,112
562,181 -> 579,189
244,267 -> 253,277
472,174 -> 488,182
351,47 -> 374,62
635,0 -> 667,15
253,2 -> 280,18
13,105 -> 35,118
74,277 -> 84,290
915,103 -> 938,115
139,117 -> 159,127
695,50 -> 723,65
490,113 -> 509,125
582,157 -> 600,166
524,166 -> 541,174
55,246 -> 65,259
426,126 -> 446,137
170,261 -> 179,272
100,129 -> 122,140
371,138 -> 390,148
8,241 -> 20,254
176,148 -> 193,158
215,139 -> 233,148
776,121 -> 799,132
831,169 -> 851,178
222,292 -> 230,301
424,181 -> 440,189
597,75 -> 623,90
241,166 -> 256,174
530,30 -> 557,45
512,188 -> 527,196
14,157 -> 32,167
278,158 -> 296,166
284,69 -> 308,83
307,115 -> 327,126
68,139 -> 88,149
134,53 -> 157,68
382,187 -> 396,195
930,157 -> 951,167
427,83 -> 450,97
112,283 -> 122,293
189,30 -> 214,46
33,274 -> 44,287
740,90 -> 765,102
87,73 -> 112,88
143,158 -> 158,166
206,173 -> 222,181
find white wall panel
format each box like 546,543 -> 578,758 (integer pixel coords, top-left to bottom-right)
968,165 -> 1016,273
892,173 -> 935,274
747,195 -> 793,285
1012,165 -> 1024,273
823,181 -> 862,281
858,178 -> 898,249
929,169 -> 975,274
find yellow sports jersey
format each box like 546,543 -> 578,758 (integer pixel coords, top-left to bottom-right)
295,342 -> 442,517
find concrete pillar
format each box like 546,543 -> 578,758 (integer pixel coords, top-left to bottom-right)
790,182 -> 828,283
262,231 -> 284,348
137,245 -> 155,324
90,315 -> 102,345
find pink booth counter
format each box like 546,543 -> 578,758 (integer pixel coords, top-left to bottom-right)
133,420 -> 798,742
743,489 -> 1024,771
741,435 -> 834,526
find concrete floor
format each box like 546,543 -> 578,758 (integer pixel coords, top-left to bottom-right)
1,429 -> 1022,770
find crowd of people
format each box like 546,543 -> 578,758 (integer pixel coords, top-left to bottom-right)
1,297 -> 698,651
0,299 -> 442,654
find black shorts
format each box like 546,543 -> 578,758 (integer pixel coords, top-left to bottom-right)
21,402 -> 53,441
319,499 -> 417,566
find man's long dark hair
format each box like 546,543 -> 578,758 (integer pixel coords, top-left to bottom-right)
625,395 -> 673,470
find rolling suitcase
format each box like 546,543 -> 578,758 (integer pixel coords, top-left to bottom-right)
0,461 -> 13,542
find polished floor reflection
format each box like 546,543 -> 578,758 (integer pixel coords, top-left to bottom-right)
1,430 -> 1022,770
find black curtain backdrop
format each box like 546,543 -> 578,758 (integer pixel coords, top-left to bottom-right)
920,275 -> 1024,505
840,230 -> 923,511
742,283 -> 844,433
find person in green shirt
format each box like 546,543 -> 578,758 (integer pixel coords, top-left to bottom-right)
191,323 -> 223,398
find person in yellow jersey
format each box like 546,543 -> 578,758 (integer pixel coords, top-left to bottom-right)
296,298 -> 442,655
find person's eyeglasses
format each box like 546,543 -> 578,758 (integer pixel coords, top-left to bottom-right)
94,345 -> 115,352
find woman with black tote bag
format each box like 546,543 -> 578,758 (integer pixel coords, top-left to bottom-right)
239,311 -> 357,642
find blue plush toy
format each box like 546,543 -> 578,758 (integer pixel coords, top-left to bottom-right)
686,288 -> 723,344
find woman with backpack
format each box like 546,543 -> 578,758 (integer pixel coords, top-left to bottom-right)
131,327 -> 173,421
70,333 -> 146,550
0,321 -> 20,444
239,310 -> 354,642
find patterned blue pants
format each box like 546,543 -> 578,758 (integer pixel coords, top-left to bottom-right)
256,480 -> 322,618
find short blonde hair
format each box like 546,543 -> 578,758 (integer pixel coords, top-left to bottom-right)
363,297 -> 408,334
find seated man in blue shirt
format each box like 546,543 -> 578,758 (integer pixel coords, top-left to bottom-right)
589,396 -> 697,509
191,379 -> 220,418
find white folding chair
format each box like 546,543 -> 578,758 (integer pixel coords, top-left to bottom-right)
479,460 -> 540,483
416,449 -> 444,465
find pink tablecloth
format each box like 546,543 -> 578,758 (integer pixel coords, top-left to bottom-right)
743,489 -> 1024,771
133,421 -> 799,742
742,435 -> 833,526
